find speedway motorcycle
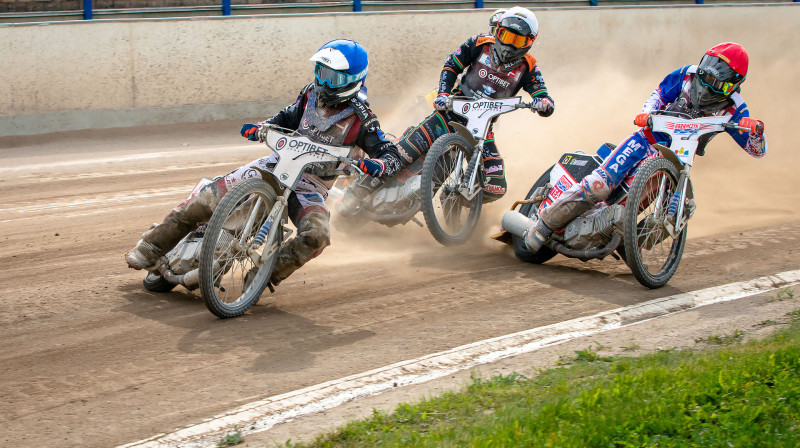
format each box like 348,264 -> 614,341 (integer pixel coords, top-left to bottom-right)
420,95 -> 547,245
496,110 -> 754,288
141,125 -> 359,318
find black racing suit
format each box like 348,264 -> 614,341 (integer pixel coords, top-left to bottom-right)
396,33 -> 554,202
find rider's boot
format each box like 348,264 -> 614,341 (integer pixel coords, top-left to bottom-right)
524,219 -> 553,253
269,210 -> 331,287
125,180 -> 224,270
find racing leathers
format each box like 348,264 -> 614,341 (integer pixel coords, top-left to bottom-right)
538,64 -> 767,232
127,84 -> 402,285
361,34 -> 553,203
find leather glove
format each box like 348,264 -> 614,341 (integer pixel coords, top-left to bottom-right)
240,123 -> 260,142
531,97 -> 554,117
634,113 -> 650,128
738,117 -> 764,136
433,94 -> 450,111
357,158 -> 386,178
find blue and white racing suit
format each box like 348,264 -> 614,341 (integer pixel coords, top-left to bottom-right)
539,64 -> 767,231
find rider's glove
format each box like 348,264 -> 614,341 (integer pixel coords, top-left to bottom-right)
634,113 -> 650,128
531,96 -> 555,117
357,158 -> 386,178
240,123 -> 260,142
738,117 -> 764,136
433,94 -> 449,111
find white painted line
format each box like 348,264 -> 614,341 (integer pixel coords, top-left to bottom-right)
120,269 -> 800,448
0,144 -> 256,174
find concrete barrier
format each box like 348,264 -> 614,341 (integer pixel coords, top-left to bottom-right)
0,4 -> 797,136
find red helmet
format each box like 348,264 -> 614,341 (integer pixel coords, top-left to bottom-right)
691,42 -> 749,109
703,42 -> 749,80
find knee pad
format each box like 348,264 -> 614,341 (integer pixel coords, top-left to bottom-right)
297,212 -> 331,252
580,170 -> 612,203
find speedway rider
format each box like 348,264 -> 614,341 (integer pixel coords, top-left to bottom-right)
522,42 -> 768,253
338,6 -> 555,213
125,39 -> 402,286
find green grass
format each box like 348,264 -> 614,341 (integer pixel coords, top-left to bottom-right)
285,323 -> 800,448
217,426 -> 244,447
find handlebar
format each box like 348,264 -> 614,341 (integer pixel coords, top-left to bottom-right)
644,110 -> 759,133
444,96 -> 549,113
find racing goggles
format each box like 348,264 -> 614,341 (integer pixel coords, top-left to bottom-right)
314,63 -> 366,89
496,27 -> 534,48
697,69 -> 740,96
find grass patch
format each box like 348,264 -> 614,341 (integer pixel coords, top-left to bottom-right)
286,323 -> 800,447
695,329 -> 745,345
217,426 -> 244,447
770,288 -> 796,302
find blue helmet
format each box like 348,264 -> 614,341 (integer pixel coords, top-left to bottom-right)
309,39 -> 369,107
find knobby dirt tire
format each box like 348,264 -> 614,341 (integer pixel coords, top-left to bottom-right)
623,157 -> 686,289
513,167 -> 558,264
420,133 -> 483,246
199,178 -> 278,318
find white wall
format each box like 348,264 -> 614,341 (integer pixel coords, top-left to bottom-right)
0,5 -> 797,136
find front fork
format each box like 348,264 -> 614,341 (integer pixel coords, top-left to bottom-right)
461,140 -> 484,200
663,166 -> 692,238
233,189 -> 291,267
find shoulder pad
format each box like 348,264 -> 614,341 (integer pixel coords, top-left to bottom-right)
476,35 -> 495,47
348,96 -> 380,130
524,54 -> 537,71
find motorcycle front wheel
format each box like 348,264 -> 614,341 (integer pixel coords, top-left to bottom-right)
420,133 -> 483,246
199,178 -> 279,318
513,167 -> 558,264
623,157 -> 686,289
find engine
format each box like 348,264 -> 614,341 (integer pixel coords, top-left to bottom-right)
563,204 -> 625,251
369,175 -> 421,213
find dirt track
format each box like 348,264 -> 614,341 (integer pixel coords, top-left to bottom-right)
0,103 -> 798,448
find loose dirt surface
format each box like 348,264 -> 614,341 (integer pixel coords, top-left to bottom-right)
0,116 -> 797,448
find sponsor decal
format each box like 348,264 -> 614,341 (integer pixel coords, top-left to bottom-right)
570,159 -> 588,166
301,120 -> 310,129
455,47 -> 462,55
482,85 -> 496,96
462,104 -> 470,114
484,184 -> 505,194
466,100 -> 506,112
561,155 -> 573,165
478,68 -> 488,78
276,136 -> 334,155
550,187 -> 563,201
607,140 -> 643,173
555,175 -> 573,194
677,147 -> 689,156
665,121 -> 702,134
320,56 -> 331,64
487,73 -> 511,88
485,164 -> 503,174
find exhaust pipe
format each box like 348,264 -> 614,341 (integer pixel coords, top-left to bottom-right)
501,210 -> 536,239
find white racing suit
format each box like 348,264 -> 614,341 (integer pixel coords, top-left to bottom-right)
131,84 -> 402,285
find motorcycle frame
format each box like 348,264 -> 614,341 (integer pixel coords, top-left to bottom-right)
447,96 -> 531,201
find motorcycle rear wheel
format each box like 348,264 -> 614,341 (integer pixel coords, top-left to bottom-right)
420,133 -> 483,246
199,178 -> 279,318
623,157 -> 686,289
513,167 -> 558,264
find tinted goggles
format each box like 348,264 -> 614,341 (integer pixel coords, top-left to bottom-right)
697,69 -> 739,96
496,27 -> 534,48
314,63 -> 364,88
